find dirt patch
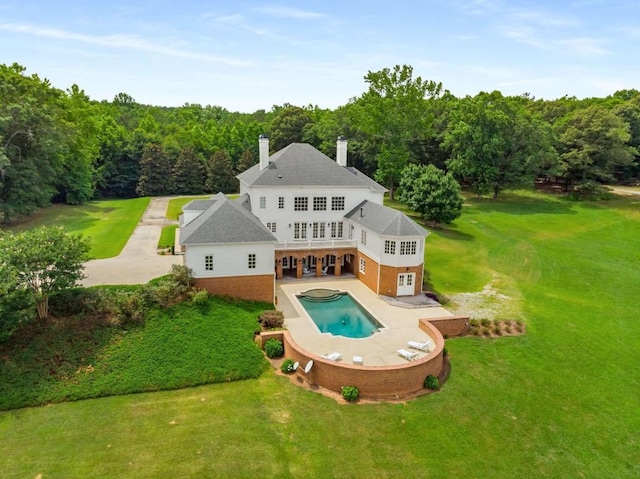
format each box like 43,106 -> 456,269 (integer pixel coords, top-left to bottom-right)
445,276 -> 520,321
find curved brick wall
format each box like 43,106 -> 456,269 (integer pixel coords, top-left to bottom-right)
279,319 -> 446,399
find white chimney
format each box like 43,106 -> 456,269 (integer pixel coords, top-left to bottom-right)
259,135 -> 270,170
336,136 -> 348,167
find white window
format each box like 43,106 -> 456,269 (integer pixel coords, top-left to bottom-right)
313,197 -> 327,211
278,197 -> 284,209
294,197 -> 308,211
331,196 -> 345,211
361,230 -> 367,245
205,255 -> 213,271
359,257 -> 366,273
330,222 -> 343,238
312,222 -> 326,239
267,222 -> 277,233
384,240 -> 396,255
259,196 -> 266,209
248,253 -> 256,269
294,222 -> 307,239
400,241 -> 417,255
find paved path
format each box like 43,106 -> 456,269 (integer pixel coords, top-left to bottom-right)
82,197 -> 182,286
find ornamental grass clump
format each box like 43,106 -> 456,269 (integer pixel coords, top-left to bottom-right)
280,359 -> 296,374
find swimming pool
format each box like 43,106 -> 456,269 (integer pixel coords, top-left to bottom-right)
296,291 -> 384,339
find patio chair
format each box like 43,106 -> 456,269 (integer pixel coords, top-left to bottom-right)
397,349 -> 419,361
321,266 -> 328,275
302,266 -> 313,276
408,339 -> 434,352
322,351 -> 342,361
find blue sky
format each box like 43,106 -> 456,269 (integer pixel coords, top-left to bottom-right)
1,1 -> 638,111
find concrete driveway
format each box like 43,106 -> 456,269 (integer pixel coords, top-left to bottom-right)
82,197 -> 183,286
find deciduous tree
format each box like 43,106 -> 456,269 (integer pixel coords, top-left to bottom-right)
0,226 -> 91,321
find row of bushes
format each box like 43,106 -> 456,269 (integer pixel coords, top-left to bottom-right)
468,319 -> 524,336
49,265 -> 196,327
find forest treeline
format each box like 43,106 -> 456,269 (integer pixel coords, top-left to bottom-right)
1,63 -> 639,223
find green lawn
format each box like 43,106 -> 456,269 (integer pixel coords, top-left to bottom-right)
1,198 -> 150,259
165,196 -> 209,220
1,191 -> 639,478
0,294 -> 269,411
158,224 -> 178,249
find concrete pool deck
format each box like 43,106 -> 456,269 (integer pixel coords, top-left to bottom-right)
277,279 -> 455,367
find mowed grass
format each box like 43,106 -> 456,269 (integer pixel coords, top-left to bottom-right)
165,196 -> 209,220
1,198 -> 150,259
158,225 -> 178,249
0,295 -> 269,411
2,191 -> 640,478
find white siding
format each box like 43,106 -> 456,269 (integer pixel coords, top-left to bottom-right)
247,186 -> 382,243
185,242 -> 275,278
379,236 -> 424,267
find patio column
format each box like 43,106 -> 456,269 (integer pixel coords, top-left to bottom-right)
335,256 -> 342,276
315,255 -> 322,277
296,255 -> 303,278
275,258 -> 283,280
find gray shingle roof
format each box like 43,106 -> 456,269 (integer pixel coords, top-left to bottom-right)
344,200 -> 429,237
237,143 -> 387,192
180,195 -> 276,245
182,195 -> 222,211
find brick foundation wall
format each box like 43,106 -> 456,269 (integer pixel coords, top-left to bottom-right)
356,251 -> 380,294
378,264 -> 424,297
195,274 -> 274,304
421,316 -> 470,337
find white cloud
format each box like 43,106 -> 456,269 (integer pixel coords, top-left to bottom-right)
0,22 -> 251,66
560,37 -> 608,56
253,6 -> 327,19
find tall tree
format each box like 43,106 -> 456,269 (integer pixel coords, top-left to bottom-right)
205,150 -> 236,193
0,226 -> 91,321
355,65 -> 443,198
270,106 -> 314,152
444,92 -> 557,198
136,143 -> 174,196
556,105 -> 635,189
173,147 -> 205,194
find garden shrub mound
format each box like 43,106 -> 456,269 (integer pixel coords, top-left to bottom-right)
468,319 -> 525,338
0,294 -> 271,411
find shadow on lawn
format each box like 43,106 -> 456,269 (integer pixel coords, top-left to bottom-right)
464,191 -> 578,216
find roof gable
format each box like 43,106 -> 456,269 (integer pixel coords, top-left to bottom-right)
237,143 -> 386,191
180,195 -> 276,245
344,200 -> 429,237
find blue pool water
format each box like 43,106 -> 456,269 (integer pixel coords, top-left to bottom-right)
297,292 -> 383,339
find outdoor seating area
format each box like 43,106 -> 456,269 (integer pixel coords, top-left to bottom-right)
397,349 -> 419,361
408,340 -> 434,352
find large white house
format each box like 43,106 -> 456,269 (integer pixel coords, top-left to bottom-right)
178,136 -> 429,304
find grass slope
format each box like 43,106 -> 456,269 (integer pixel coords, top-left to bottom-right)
0,296 -> 269,410
1,191 -> 639,478
1,198 -> 150,259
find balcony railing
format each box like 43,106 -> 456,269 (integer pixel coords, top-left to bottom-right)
275,239 -> 357,250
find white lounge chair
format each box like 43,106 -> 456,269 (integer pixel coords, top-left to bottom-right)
322,352 -> 342,361
302,267 -> 313,276
397,349 -> 419,361
321,266 -> 328,275
408,340 -> 434,352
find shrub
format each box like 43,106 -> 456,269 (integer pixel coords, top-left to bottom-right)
424,374 -> 439,390
259,310 -> 285,330
493,325 -> 502,336
341,385 -> 359,402
480,318 -> 491,327
111,290 -> 148,327
481,327 -> 491,336
264,338 -> 284,358
469,319 -> 479,327
569,181 -> 612,201
190,289 -> 210,305
280,359 -> 296,374
168,264 -> 194,290
443,347 -> 449,356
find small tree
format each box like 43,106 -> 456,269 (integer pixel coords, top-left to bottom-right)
399,164 -> 463,224
0,226 -> 91,320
